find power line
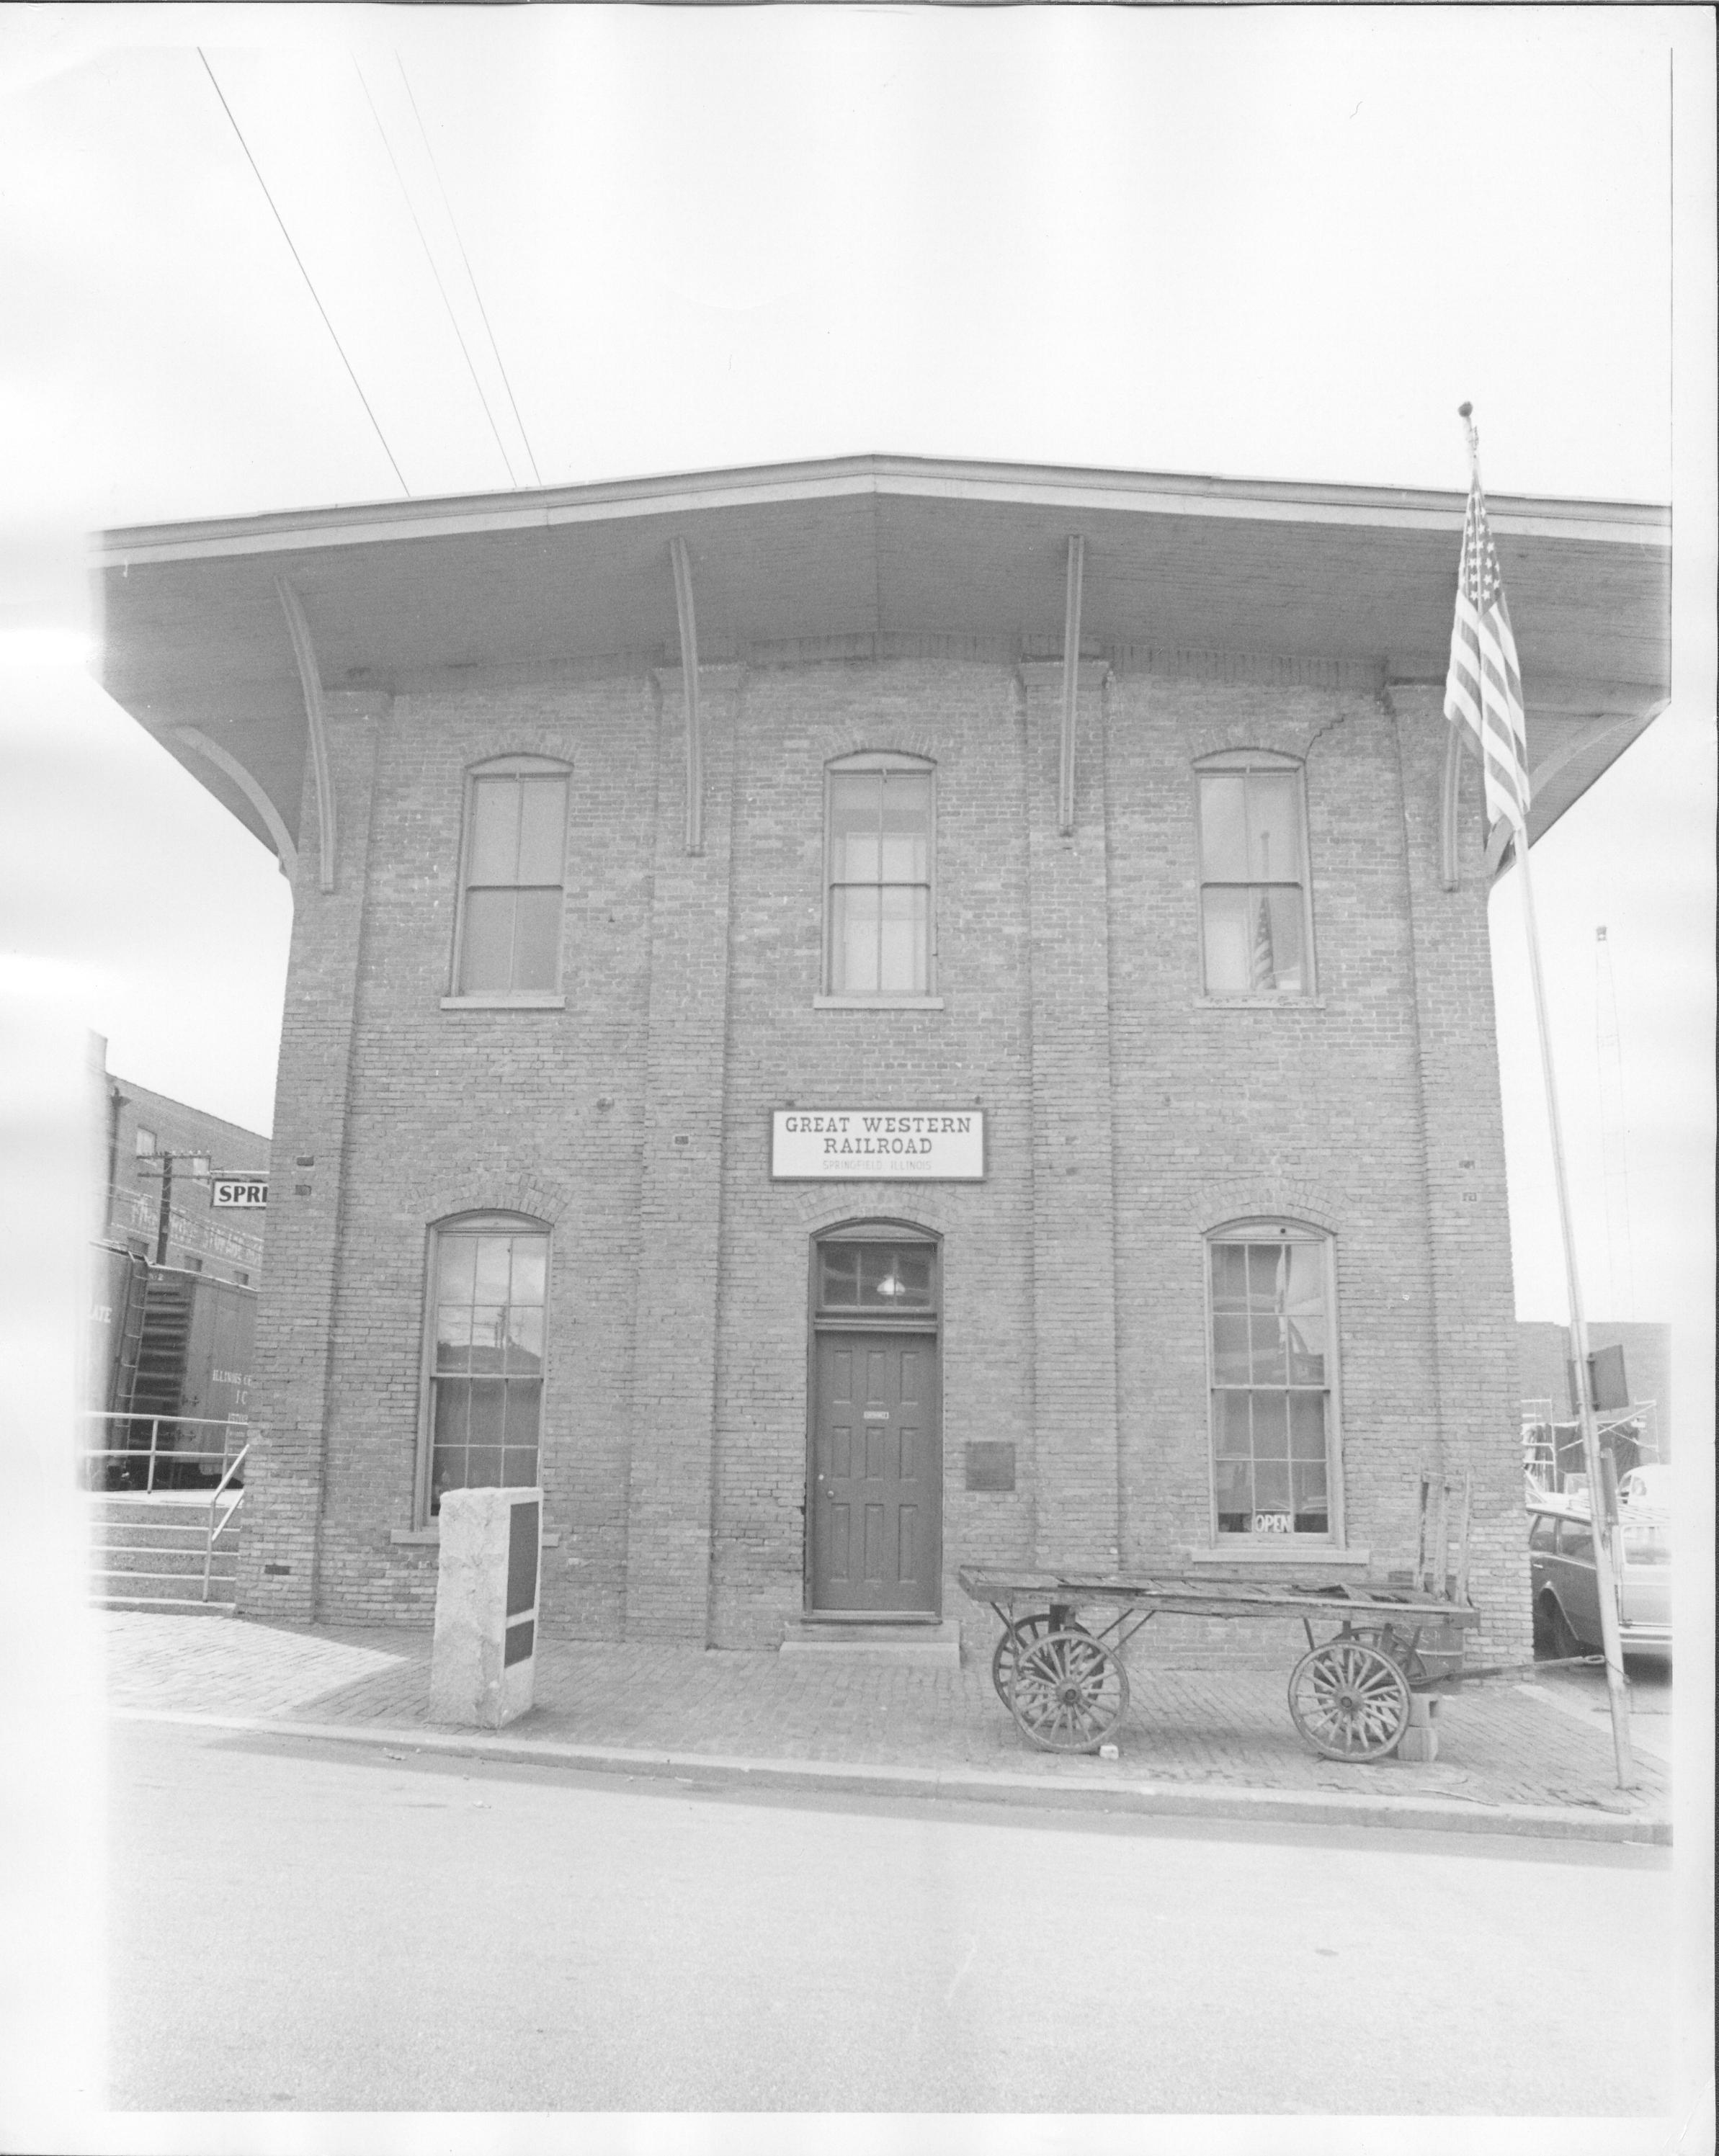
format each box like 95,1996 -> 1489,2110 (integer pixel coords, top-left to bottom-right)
197,49 -> 411,496
397,55 -> 545,487
353,58 -> 519,489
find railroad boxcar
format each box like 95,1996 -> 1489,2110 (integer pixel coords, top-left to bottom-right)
125,1266 -> 257,1488
86,1240 -> 149,1418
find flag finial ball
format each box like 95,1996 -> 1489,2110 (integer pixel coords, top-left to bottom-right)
1457,401 -> 1473,419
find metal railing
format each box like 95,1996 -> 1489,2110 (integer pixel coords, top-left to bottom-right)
80,1410 -> 251,1495
201,1443 -> 250,1603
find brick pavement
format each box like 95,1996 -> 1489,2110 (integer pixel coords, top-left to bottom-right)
97,1609 -> 1669,1825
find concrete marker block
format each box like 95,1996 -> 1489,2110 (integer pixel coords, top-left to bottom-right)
429,1487 -> 542,1728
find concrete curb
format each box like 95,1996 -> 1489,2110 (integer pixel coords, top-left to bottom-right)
111,1706 -> 1673,1848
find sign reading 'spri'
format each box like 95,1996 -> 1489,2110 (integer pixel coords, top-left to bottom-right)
211,1178 -> 269,1209
772,1110 -> 985,1181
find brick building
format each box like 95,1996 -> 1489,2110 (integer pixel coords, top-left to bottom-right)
101,1060 -> 268,1287
95,455 -> 1669,1662
1519,1319 -> 1673,1459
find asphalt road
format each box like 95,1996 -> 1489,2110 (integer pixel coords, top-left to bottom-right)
108,1719 -> 1674,2115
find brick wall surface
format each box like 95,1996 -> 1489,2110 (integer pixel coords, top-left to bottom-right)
236,650 -> 1530,1663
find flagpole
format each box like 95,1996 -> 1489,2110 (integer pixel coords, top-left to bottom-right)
1460,407 -> 1636,1789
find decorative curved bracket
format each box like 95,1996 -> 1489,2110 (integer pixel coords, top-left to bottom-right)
1484,815 -> 1516,878
275,578 -> 336,892
172,727 -> 299,884
669,536 -> 703,855
1059,534 -> 1085,836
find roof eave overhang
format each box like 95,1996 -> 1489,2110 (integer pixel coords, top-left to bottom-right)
90,451 -> 1671,866
92,448 -> 1669,566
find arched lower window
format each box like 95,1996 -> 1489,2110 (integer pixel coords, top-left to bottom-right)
421,1213 -> 549,1518
451,756 -> 570,997
1207,1220 -> 1336,1541
823,753 -> 935,998
1194,751 -> 1314,996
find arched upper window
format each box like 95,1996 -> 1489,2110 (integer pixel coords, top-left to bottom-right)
813,1219 -> 940,1318
1193,751 -> 1314,997
822,753 -> 936,1001
1206,1219 -> 1337,1543
451,756 -> 570,999
420,1212 -> 550,1519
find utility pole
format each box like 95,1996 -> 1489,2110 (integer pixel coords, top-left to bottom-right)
153,1150 -> 174,1264
137,1150 -> 210,1266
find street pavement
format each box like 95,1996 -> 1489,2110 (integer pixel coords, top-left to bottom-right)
96,1608 -> 1673,1840
108,1714 -> 1676,2115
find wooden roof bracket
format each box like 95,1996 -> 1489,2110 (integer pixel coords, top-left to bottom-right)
275,578 -> 336,892
669,535 -> 703,855
1058,534 -> 1085,836
172,726 -> 299,885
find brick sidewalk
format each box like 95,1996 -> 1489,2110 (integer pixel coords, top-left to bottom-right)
96,1608 -> 1669,1824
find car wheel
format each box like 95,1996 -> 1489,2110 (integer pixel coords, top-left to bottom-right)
1542,1594 -> 1582,1662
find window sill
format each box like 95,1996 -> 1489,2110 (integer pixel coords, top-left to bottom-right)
1187,1544 -> 1369,1567
392,1526 -> 563,1547
439,993 -> 566,1011
1196,995 -> 1325,1011
813,995 -> 945,1011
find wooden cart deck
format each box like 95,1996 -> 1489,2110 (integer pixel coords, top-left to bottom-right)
957,1565 -> 1481,1629
958,1545 -> 1479,1762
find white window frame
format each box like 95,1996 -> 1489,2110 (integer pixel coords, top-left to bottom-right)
816,751 -> 941,1008
135,1128 -> 156,1158
416,1211 -> 552,1526
1193,750 -> 1317,1001
1204,1218 -> 1343,1547
445,755 -> 571,1008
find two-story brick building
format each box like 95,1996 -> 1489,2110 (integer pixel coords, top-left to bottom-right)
94,454 -> 1669,1662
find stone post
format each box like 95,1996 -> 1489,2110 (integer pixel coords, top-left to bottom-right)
429,1486 -> 542,1727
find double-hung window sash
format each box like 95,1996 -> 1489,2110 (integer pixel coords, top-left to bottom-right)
826,765 -> 932,996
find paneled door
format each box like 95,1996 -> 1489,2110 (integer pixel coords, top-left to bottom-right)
811,1332 -> 939,1613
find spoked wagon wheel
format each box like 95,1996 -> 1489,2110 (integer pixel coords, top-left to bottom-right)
991,1613 -> 1091,1701
1351,1627 -> 1429,1686
1287,1639 -> 1411,1761
991,1614 -> 1051,1702
1009,1629 -> 1129,1754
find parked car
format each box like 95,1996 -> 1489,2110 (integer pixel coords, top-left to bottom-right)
1528,1495 -> 1671,1664
1616,1463 -> 1671,1511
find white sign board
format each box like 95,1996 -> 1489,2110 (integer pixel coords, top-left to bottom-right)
771,1110 -> 985,1181
212,1178 -> 269,1209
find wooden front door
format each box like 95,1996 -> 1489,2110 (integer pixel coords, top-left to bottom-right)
811,1331 -> 939,1613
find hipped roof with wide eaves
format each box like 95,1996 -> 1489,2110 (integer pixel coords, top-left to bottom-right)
91,451 -> 1670,868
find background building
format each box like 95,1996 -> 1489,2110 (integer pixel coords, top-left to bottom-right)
94,454 -> 1671,1664
101,1062 -> 269,1286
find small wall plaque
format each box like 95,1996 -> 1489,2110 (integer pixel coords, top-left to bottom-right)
965,1441 -> 1016,1493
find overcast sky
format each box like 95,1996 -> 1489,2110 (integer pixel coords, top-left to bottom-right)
2,2 -> 1714,1446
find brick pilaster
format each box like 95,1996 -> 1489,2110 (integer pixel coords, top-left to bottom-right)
621,668 -> 739,1641
236,693 -> 387,1621
1021,663 -> 1121,1574
1392,686 -> 1530,1662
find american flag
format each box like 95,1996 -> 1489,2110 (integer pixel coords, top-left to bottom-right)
1249,891 -> 1276,991
1443,477 -> 1531,833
